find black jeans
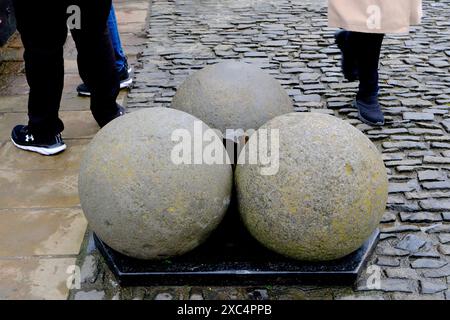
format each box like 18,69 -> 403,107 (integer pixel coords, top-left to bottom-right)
12,0 -> 120,136
347,32 -> 385,102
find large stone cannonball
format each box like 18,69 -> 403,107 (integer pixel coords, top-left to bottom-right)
79,108 -> 233,260
171,61 -> 294,137
235,113 -> 388,261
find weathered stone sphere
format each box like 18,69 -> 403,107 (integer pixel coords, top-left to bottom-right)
79,108 -> 233,260
235,113 -> 388,261
171,61 -> 293,137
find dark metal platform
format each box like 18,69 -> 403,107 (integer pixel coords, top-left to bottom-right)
95,204 -> 379,287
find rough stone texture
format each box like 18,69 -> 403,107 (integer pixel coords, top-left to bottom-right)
74,290 -> 106,301
79,108 -> 233,260
80,255 -> 98,284
411,259 -> 448,269
171,61 -> 294,137
236,113 -> 389,261
154,292 -> 173,300
421,280 -> 448,294
395,234 -> 427,253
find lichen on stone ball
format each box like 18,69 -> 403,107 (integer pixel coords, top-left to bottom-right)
78,108 -> 233,260
235,112 -> 389,261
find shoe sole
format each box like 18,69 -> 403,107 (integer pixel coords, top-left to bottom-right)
77,78 -> 133,97
77,90 -> 91,97
120,78 -> 133,89
357,110 -> 385,126
11,138 -> 67,156
352,101 -> 385,127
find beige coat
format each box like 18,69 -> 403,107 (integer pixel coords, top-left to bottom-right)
328,0 -> 422,34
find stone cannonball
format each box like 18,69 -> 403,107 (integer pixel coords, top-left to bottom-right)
235,113 -> 388,261
79,108 -> 233,260
171,61 -> 294,137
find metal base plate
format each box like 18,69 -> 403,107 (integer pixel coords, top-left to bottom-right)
95,206 -> 379,287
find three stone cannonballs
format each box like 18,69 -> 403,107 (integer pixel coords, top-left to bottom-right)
79,108 -> 233,260
79,61 -> 388,263
235,112 -> 389,261
171,61 -> 294,138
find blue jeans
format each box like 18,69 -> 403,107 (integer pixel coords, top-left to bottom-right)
107,5 -> 127,72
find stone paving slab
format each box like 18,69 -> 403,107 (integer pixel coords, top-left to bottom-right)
0,92 -> 128,114
0,257 -> 76,300
0,73 -> 28,96
0,169 -> 79,209
0,208 -> 86,257
0,140 -> 88,171
0,95 -> 27,112
63,59 -> 80,75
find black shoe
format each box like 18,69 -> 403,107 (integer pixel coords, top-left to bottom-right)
97,104 -> 126,128
11,125 -> 67,156
76,66 -> 133,97
335,30 -> 359,82
353,99 -> 385,126
76,83 -> 91,97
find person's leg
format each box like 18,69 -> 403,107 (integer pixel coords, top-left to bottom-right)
70,0 -> 123,127
335,30 -> 359,82
351,32 -> 385,103
10,1 -> 67,155
107,5 -> 127,73
76,4 -> 132,97
348,31 -> 385,126
12,1 -> 67,136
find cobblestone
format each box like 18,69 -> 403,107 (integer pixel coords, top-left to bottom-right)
411,259 -> 448,269
421,280 -> 448,294
74,290 -> 106,301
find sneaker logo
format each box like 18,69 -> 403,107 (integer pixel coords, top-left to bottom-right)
25,134 -> 34,142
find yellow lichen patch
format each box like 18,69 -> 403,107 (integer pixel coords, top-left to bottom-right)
345,163 -> 354,175
167,207 -> 176,213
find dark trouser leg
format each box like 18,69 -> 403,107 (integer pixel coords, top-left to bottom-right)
70,0 -> 120,126
12,1 -> 67,136
348,32 -> 385,103
335,30 -> 359,82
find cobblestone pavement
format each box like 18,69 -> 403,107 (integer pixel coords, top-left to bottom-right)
70,0 -> 450,300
